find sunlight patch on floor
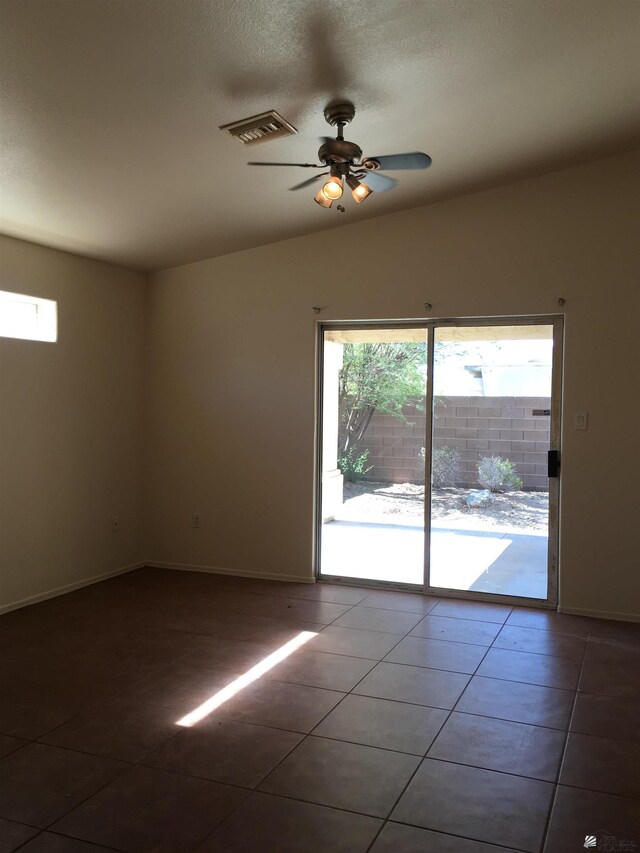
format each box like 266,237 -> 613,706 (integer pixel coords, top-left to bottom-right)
176,630 -> 317,727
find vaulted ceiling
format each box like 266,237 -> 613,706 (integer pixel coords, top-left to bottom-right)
1,0 -> 639,271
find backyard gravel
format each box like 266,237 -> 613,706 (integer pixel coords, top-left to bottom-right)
342,482 -> 549,532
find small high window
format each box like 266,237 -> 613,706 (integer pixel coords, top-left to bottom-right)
0,290 -> 57,342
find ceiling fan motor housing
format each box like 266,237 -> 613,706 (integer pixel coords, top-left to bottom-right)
318,139 -> 362,166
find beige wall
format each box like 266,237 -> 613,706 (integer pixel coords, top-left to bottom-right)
146,150 -> 640,620
0,236 -> 146,611
1,152 -> 638,619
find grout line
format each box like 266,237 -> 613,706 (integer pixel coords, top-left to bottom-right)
236,612 -> 428,846
364,624 -> 499,852
9,575 -> 638,853
367,819 -> 532,853
536,616 -> 590,852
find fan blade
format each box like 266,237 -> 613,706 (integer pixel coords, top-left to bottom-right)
247,161 -> 320,168
364,152 -> 432,170
359,172 -> 398,193
289,174 -> 326,191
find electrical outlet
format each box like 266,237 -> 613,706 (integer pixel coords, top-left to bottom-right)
192,513 -> 201,528
111,517 -> 120,534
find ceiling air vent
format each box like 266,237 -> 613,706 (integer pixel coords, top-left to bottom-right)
219,110 -> 297,145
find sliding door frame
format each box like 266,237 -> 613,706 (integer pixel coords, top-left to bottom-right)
315,321 -> 428,592
422,316 -> 563,609
315,316 -> 563,609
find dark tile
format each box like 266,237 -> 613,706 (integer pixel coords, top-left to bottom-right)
430,600 -> 512,624
182,635 -> 276,670
331,606 -> 423,634
282,594 -> 362,619
410,615 -> 501,646
307,626 -> 403,659
0,818 -> 39,853
160,607 -> 324,646
588,618 -> 640,644
506,607 -> 591,637
0,735 -> 26,760
0,743 -> 126,828
16,648 -> 167,695
571,692 -> 640,743
584,637 -> 640,666
494,624 -> 586,661
122,661 -> 240,714
263,650 -> 376,691
429,711 -> 565,780
240,596 -> 352,625
0,679 -> 89,739
358,591 -> 440,614
371,823 -> 522,853
278,583 -> 371,605
18,834 -> 120,852
455,676 -> 574,729
193,791 -> 381,852
354,661 -> 470,709
218,614 -> 327,646
579,659 -> 640,699
39,699 -> 180,762
259,736 -> 419,817
217,592 -> 352,625
313,695 -> 447,754
477,647 -> 580,689
143,718 -> 302,787
385,636 -> 487,674
544,786 -> 640,853
52,765 -> 246,852
392,758 -> 553,852
212,680 -> 344,733
560,732 -> 640,798
249,580 -> 369,604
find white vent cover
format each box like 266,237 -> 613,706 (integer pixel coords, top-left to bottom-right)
219,110 -> 297,145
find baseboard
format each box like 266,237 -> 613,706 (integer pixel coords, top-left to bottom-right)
559,605 -> 640,623
0,561 -> 145,615
146,561 -> 315,585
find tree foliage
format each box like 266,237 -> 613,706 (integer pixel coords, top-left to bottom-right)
338,342 -> 426,456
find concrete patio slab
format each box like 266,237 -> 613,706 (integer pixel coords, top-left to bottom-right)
320,519 -> 547,599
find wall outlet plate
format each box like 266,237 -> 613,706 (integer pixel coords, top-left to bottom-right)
574,412 -> 588,430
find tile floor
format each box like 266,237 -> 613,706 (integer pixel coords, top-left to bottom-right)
0,567 -> 639,852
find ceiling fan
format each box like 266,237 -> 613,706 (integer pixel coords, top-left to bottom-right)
248,101 -> 432,209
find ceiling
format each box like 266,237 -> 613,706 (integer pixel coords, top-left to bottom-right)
1,0 -> 639,272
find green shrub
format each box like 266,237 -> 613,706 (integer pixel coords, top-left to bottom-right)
430,445 -> 462,487
477,455 -> 522,492
338,448 -> 373,482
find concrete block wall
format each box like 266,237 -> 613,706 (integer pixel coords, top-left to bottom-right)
356,396 -> 550,490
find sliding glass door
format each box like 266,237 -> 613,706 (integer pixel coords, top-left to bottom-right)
318,327 -> 428,586
317,318 -> 562,606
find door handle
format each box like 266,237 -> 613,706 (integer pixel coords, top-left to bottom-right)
548,450 -> 560,478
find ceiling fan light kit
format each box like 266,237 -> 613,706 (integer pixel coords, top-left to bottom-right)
321,174 -> 344,201
346,174 -> 373,204
247,101 -> 432,210
313,188 -> 333,208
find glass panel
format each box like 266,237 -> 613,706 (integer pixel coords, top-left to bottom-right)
0,290 -> 57,342
319,328 -> 428,585
428,325 -> 553,599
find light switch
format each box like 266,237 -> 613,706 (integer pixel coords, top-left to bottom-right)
574,412 -> 588,430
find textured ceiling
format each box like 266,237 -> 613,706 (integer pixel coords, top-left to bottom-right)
1,0 -> 639,271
